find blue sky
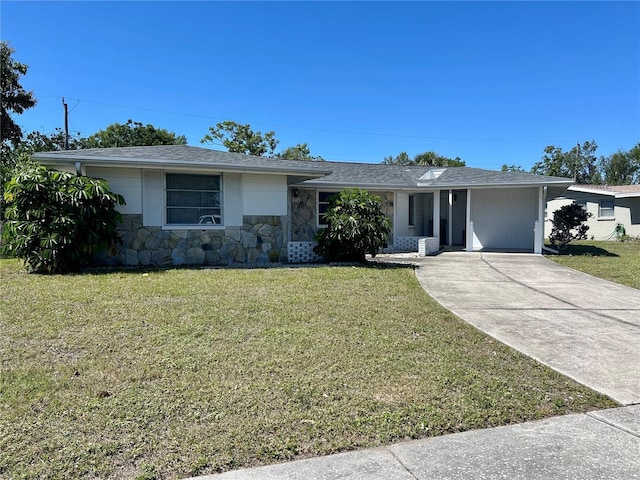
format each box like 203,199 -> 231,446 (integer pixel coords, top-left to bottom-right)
2,1 -> 639,170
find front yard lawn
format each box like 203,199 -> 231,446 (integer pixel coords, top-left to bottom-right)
0,259 -> 616,479
546,240 -> 640,290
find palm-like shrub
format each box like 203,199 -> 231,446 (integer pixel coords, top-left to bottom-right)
2,164 -> 125,273
314,188 -> 392,263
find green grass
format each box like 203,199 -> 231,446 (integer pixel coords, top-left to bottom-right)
0,259 -> 616,479
546,240 -> 640,289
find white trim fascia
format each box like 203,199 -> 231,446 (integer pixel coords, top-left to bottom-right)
300,181 -> 416,190
566,185 -> 617,196
417,181 -> 574,189
304,181 -> 574,191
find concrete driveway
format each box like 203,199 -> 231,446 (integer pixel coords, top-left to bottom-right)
415,252 -> 640,406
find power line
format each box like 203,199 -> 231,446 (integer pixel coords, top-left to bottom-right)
35,95 -> 629,149
36,96 -> 570,145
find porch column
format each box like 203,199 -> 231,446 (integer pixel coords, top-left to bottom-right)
433,190 -> 440,243
534,186 -> 544,254
448,190 -> 453,248
466,189 -> 473,252
392,192 -> 398,250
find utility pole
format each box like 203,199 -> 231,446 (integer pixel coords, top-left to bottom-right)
62,97 -> 69,150
574,142 -> 580,182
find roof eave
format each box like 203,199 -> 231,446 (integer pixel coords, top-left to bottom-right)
567,185 -> 616,196
298,179 -> 419,189
567,185 -> 640,198
32,152 -> 332,178
417,180 -> 574,189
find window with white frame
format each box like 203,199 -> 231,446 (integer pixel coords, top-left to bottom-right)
408,194 -> 416,226
317,191 -> 336,226
598,199 -> 614,218
165,173 -> 222,225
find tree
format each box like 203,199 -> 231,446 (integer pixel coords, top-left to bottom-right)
18,128 -> 84,153
413,151 -> 465,167
382,151 -> 465,166
599,143 -> 640,185
501,164 -> 526,173
201,120 -> 278,156
531,141 -> 601,184
1,163 -> 125,273
1,129 -> 82,209
548,203 -> 592,251
279,143 -> 324,161
1,41 -> 37,152
82,119 -> 187,148
382,152 -> 412,165
313,188 -> 392,263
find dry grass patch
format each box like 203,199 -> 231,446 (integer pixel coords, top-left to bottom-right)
0,259 -> 616,479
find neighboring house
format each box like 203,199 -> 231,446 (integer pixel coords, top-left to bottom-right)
546,185 -> 640,240
34,145 -> 573,266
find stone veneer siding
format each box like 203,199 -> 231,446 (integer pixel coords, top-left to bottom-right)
290,188 -> 395,243
290,188 -> 319,242
96,214 -> 288,267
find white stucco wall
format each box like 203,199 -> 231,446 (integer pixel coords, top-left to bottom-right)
242,174 -> 288,216
395,192 -> 413,237
616,198 -> 640,237
394,192 -> 435,238
223,173 -> 243,226
546,194 -> 640,239
142,170 -> 163,226
85,166 -> 142,215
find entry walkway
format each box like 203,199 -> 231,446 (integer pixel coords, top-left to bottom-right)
415,252 -> 640,405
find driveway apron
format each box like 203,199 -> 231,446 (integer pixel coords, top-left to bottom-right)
414,252 -> 640,406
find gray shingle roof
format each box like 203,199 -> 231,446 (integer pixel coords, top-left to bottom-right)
425,166 -> 573,187
33,145 -> 333,176
568,184 -> 640,198
572,184 -> 640,194
33,145 -> 573,191
297,162 -> 431,187
300,162 -> 573,189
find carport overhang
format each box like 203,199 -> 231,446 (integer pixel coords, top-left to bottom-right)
299,178 -> 573,255
410,180 -> 573,254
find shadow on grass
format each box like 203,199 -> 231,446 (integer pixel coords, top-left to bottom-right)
82,258 -> 417,276
549,244 -> 619,257
4,257 -> 416,276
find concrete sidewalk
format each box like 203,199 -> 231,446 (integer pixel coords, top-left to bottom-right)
191,253 -> 640,480
192,405 -> 640,480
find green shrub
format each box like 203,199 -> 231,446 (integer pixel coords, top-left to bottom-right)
1,163 -> 125,273
314,188 -> 392,263
548,203 -> 592,251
